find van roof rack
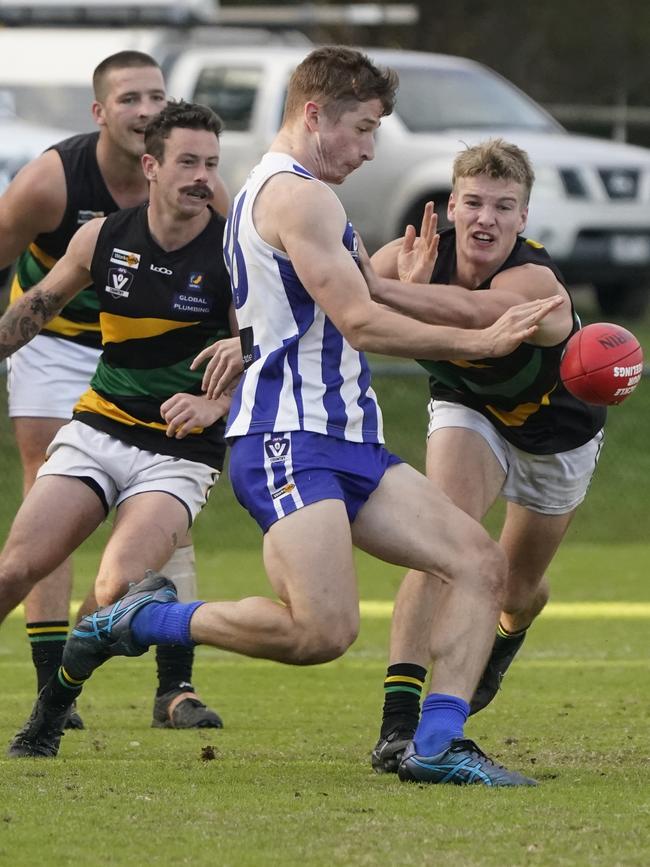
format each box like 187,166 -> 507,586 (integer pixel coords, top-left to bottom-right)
0,0 -> 219,26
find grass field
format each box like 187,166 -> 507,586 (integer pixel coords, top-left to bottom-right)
0,546 -> 649,866
0,299 -> 649,866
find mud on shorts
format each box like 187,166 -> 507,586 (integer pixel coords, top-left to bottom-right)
36,419 -> 220,526
228,430 -> 403,533
427,400 -> 604,515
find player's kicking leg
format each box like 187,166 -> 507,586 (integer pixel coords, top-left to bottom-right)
8,572 -> 179,758
73,536 -> 221,730
8,493 -> 362,759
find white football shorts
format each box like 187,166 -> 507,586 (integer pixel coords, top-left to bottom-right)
36,420 -> 220,526
6,334 -> 101,419
426,399 -> 604,515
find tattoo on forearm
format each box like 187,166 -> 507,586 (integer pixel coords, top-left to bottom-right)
29,291 -> 65,321
0,289 -> 66,360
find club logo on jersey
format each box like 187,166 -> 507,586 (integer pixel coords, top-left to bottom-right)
105,267 -> 133,299
187,272 -> 204,290
265,436 -> 290,462
77,209 -> 104,225
110,248 -> 141,270
150,264 -> 173,275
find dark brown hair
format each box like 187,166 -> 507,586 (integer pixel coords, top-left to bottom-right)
144,99 -> 223,161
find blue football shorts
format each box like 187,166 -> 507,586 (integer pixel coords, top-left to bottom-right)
228,430 -> 403,533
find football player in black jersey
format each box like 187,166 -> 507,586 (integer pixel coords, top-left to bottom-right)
0,52 -> 229,730
1,101 -> 241,755
367,139 -> 605,774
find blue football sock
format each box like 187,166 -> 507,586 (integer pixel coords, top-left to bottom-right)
413,693 -> 470,756
131,601 -> 204,648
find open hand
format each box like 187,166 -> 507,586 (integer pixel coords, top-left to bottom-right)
397,201 -> 439,284
480,296 -> 564,358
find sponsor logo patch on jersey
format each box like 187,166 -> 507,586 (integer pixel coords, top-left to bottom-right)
271,482 -> 296,500
77,209 -> 105,225
171,293 -> 212,315
172,273 -> 211,315
105,267 -> 133,299
150,264 -> 173,275
110,248 -> 141,269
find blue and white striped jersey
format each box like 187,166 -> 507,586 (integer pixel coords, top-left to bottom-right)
224,152 -> 384,444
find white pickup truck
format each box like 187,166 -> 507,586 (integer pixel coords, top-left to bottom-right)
3,30 -> 650,315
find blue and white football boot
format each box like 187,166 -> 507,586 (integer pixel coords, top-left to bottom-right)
63,570 -> 178,680
398,738 -> 537,787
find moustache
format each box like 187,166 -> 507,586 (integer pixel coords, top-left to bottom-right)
180,185 -> 214,199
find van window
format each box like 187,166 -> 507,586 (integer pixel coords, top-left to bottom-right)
393,67 -> 558,133
192,66 -> 261,132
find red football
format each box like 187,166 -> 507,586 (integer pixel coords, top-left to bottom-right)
560,322 -> 644,406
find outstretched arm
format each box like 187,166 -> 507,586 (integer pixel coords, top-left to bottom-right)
0,218 -> 102,361
370,200 -> 571,346
368,261 -> 571,346
267,175 -> 561,361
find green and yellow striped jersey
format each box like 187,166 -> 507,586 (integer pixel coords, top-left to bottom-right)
73,204 -> 232,468
418,229 -> 606,454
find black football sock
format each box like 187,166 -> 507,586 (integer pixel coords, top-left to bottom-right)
155,644 -> 195,696
44,666 -> 85,711
380,663 -> 427,739
26,621 -> 68,693
493,621 -> 528,658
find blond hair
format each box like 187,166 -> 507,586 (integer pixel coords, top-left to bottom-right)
452,138 -> 535,202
